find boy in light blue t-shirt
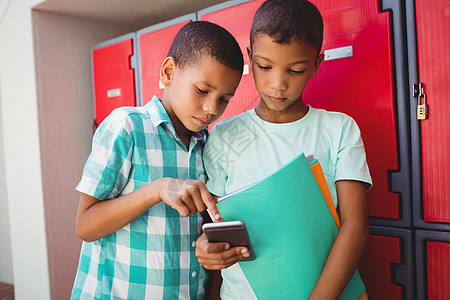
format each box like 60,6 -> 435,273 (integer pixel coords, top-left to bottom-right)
195,0 -> 372,299
71,21 -> 243,299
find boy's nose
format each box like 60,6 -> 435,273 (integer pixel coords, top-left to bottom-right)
202,98 -> 218,115
271,74 -> 288,91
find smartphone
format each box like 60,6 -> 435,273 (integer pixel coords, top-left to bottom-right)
202,220 -> 256,261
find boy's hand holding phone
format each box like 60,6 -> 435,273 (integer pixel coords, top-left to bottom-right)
195,221 -> 254,270
195,233 -> 251,270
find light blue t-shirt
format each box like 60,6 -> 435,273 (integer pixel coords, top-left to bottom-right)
203,106 -> 372,299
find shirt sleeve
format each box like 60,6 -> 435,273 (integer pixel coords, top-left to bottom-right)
203,125 -> 228,197
76,109 -> 134,200
335,117 -> 373,190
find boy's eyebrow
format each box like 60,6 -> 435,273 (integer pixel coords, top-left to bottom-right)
198,81 -> 235,96
200,81 -> 215,89
254,55 -> 311,65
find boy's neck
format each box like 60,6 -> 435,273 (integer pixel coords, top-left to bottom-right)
171,123 -> 194,149
161,98 -> 194,148
255,100 -> 309,124
170,119 -> 193,149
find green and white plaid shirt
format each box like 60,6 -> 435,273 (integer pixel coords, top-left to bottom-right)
72,96 -> 208,300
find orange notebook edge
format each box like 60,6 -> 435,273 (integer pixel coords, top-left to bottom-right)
358,291 -> 368,300
311,161 -> 368,299
310,161 -> 341,229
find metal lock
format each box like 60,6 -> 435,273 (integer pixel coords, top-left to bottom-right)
414,83 -> 428,120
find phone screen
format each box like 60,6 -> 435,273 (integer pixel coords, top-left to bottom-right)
202,221 -> 256,260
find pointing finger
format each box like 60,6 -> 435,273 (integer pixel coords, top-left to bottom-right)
198,182 -> 220,221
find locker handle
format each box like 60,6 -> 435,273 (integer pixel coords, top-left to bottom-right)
324,46 -> 353,61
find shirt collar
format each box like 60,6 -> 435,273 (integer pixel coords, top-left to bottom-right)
145,95 -> 207,142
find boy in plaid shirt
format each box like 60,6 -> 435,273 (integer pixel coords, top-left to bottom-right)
71,21 -> 243,299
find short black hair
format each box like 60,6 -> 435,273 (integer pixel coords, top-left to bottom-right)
250,0 -> 324,53
168,21 -> 244,73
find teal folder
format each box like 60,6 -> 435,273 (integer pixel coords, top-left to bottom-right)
216,153 -> 366,299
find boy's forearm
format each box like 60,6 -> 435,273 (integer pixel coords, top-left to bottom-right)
76,181 -> 162,242
308,217 -> 368,299
205,270 -> 222,300
309,180 -> 369,300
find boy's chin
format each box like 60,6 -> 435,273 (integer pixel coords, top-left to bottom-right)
184,122 -> 206,133
261,101 -> 290,112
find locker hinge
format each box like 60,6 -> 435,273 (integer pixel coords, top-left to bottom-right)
129,54 -> 137,70
413,83 -> 428,120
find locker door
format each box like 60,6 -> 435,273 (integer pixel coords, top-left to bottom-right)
359,227 -> 413,300
416,230 -> 450,300
137,14 -> 195,106
92,33 -> 138,126
305,0 -> 403,222
199,0 -> 265,128
202,0 -> 411,224
415,0 -> 450,225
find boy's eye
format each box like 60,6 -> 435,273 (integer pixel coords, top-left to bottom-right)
196,87 -> 208,94
290,69 -> 306,74
257,64 -> 271,70
219,97 -> 230,104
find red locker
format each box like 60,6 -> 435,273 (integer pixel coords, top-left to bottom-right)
202,0 -> 403,221
416,230 -> 450,300
359,236 -> 402,299
92,33 -> 138,126
415,0 -> 450,225
199,0 -> 265,128
359,227 -> 413,300
305,0 -> 399,220
137,14 -> 195,106
427,242 -> 450,299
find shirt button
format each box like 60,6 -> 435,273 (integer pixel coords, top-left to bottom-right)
192,241 -> 196,248
192,271 -> 197,278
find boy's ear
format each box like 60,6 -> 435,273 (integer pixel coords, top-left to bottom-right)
311,53 -> 325,78
246,46 -> 253,70
160,57 -> 177,87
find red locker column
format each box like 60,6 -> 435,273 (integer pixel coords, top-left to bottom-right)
359,235 -> 402,299
415,0 -> 450,224
427,241 -> 450,299
200,0 -> 265,128
416,231 -> 450,299
359,227 -> 413,299
138,17 -> 194,105
305,0 -> 399,219
92,35 -> 137,125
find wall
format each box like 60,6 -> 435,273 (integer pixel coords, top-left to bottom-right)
0,93 -> 14,285
0,0 -> 14,286
32,11 -> 138,299
0,0 -> 50,298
